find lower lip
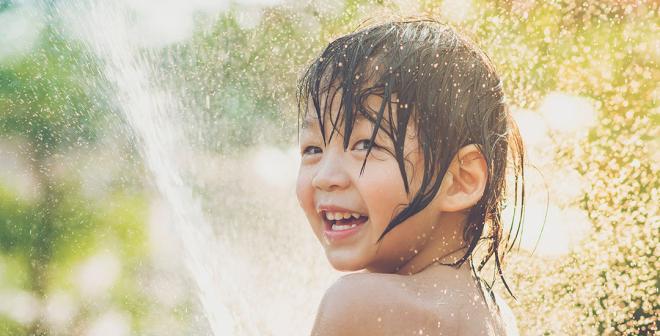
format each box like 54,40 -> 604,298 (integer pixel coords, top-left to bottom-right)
323,219 -> 367,242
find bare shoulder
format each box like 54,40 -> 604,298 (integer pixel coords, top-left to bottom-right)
310,272 -> 459,336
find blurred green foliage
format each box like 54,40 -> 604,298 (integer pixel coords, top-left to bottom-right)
0,28 -> 102,158
0,4 -> 166,335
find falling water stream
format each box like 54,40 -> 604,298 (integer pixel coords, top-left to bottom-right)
58,2 -> 259,334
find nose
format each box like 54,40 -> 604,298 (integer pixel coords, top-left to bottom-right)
312,151 -> 350,192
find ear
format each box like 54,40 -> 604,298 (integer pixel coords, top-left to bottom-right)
437,144 -> 488,212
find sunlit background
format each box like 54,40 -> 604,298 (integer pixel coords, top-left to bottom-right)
0,0 -> 657,335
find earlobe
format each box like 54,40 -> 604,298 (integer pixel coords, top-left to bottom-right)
438,145 -> 488,212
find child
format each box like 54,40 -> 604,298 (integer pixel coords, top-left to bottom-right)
296,18 -> 524,335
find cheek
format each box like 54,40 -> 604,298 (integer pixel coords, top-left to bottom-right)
295,168 -> 314,211
359,165 -> 409,223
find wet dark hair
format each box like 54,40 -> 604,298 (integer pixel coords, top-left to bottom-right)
297,18 -> 525,298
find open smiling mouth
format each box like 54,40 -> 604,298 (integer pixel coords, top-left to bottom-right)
322,212 -> 369,232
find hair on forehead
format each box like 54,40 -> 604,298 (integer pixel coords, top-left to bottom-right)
301,110 -> 374,132
298,22 -> 429,186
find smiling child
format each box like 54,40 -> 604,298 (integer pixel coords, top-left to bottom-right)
296,18 -> 524,335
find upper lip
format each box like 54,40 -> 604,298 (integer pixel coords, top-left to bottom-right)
317,204 -> 366,216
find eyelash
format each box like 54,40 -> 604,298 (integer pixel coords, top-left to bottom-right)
301,139 -> 377,156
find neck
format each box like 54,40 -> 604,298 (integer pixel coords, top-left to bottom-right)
395,211 -> 469,275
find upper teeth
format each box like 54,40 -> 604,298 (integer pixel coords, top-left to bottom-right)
324,211 -> 362,221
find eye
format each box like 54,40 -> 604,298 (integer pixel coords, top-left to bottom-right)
302,146 -> 322,156
353,139 -> 377,151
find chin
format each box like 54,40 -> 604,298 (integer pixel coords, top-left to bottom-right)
331,263 -> 365,272
325,251 -> 369,272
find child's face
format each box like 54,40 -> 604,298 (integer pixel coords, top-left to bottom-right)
296,93 -> 444,273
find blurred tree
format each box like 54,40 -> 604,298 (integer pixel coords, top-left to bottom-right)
462,1 -> 658,334
0,6 -> 163,335
159,7 -> 322,153
0,19 -> 102,333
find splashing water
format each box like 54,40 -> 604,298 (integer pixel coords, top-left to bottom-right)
56,1 -> 260,334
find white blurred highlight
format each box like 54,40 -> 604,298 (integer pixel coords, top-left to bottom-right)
511,201 -> 592,256
539,92 -> 597,134
85,310 -> 131,336
507,91 -> 599,256
0,290 -> 40,325
58,0 -> 286,48
236,7 -> 264,30
511,107 -> 550,148
116,0 -> 232,47
0,3 -> 45,63
0,143 -> 40,201
551,167 -> 588,201
44,291 -> 78,331
252,146 -> 300,188
75,252 -> 121,298
441,0 -> 473,23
